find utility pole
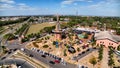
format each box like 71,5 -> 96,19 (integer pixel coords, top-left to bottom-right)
76,9 -> 78,20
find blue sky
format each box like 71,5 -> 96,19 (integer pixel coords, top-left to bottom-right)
0,0 -> 120,16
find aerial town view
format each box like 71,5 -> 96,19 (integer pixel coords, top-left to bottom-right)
0,0 -> 120,68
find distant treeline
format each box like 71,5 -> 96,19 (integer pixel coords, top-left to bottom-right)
0,17 -> 30,27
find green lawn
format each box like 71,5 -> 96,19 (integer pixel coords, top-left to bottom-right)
26,23 -> 55,35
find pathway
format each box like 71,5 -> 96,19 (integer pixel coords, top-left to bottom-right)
101,48 -> 109,68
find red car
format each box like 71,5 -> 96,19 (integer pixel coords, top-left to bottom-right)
54,60 -> 60,63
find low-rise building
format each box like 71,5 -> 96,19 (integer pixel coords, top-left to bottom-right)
94,31 -> 120,48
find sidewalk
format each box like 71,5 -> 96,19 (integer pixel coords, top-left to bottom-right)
101,48 -> 109,68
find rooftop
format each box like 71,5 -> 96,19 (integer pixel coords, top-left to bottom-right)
94,31 -> 120,43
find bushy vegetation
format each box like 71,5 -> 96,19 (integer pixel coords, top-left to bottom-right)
98,45 -> 103,61
116,28 -> 120,35
64,49 -> 67,56
53,41 -> 56,45
3,33 -> 16,40
117,45 -> 120,51
84,33 -> 88,39
0,17 -> 29,27
108,46 -> 115,67
63,16 -> 120,34
15,24 -> 29,36
0,27 -> 4,31
21,37 -> 29,43
1,46 -> 8,54
89,57 -> 97,67
33,42 -> 39,48
77,47 -> 80,52
43,45 -> 49,48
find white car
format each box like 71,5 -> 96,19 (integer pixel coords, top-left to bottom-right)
21,48 -> 24,51
18,66 -> 21,68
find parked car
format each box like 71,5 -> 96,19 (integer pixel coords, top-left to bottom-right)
49,54 -> 52,57
81,66 -> 85,68
54,60 -> 60,63
72,56 -> 77,60
8,51 -> 12,54
29,54 -> 34,57
13,48 -> 17,51
86,49 -> 90,51
58,58 -> 61,61
1,57 -> 6,60
18,66 -> 21,68
49,61 -> 55,64
78,53 -> 82,56
82,51 -> 85,54
21,48 -> 24,51
31,48 -> 35,51
41,55 -> 46,58
37,50 -> 40,52
93,47 -> 97,49
62,62 -> 67,66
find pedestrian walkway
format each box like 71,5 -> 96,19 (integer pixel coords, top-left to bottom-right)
101,48 -> 109,68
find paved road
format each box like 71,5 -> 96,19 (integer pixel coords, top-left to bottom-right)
0,59 -> 34,68
75,48 -> 98,60
23,49 -> 77,68
3,39 -> 77,68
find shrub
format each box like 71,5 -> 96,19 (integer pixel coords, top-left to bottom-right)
117,45 -> 120,51
64,49 -> 67,56
98,45 -> 103,61
53,41 -> 56,45
84,33 -> 88,39
77,47 -> 80,52
43,45 -> 49,48
89,57 -> 97,66
47,36 -> 50,39
33,42 -> 39,48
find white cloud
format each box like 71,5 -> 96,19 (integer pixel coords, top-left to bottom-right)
61,0 -> 73,5
0,4 -> 14,9
87,0 -> 93,2
17,3 -> 30,9
0,2 -> 37,10
61,0 -> 93,5
18,3 -> 26,6
78,0 -> 119,16
0,0 -> 15,4
86,0 -> 118,9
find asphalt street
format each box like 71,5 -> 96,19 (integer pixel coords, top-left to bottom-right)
23,49 -> 77,68
75,48 -> 98,60
0,59 -> 34,68
2,38 -> 77,68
